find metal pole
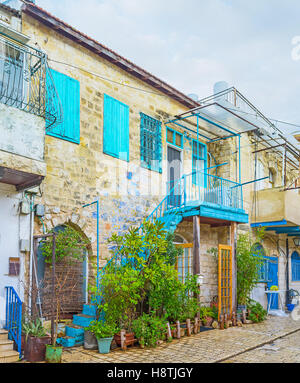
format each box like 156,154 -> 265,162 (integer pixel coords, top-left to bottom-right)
83,200 -> 100,291
51,232 -> 56,346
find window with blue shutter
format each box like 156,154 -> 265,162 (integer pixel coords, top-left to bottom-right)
292,251 -> 300,281
140,113 -> 162,173
46,69 -> 80,144
192,139 -> 207,186
103,94 -> 129,162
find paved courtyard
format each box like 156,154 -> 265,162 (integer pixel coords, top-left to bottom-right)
60,316 -> 300,363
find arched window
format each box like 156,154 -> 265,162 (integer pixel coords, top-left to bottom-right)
291,251 -> 300,281
174,236 -> 193,282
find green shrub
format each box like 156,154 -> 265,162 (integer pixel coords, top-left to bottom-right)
132,314 -> 167,348
247,300 -> 267,323
86,320 -> 118,339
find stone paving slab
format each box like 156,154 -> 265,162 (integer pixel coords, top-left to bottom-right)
60,316 -> 300,363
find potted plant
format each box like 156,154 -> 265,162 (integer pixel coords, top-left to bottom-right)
132,314 -> 167,348
23,318 -> 51,362
86,320 -> 118,354
199,306 -> 215,327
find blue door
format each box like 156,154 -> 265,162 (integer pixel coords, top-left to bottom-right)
267,257 -> 279,309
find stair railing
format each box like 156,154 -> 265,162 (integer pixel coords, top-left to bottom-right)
95,174 -> 186,290
5,286 -> 22,358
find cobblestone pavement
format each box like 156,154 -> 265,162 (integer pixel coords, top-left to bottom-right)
60,316 -> 300,363
223,328 -> 300,363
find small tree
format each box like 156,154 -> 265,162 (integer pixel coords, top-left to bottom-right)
41,226 -> 88,345
236,228 -> 265,306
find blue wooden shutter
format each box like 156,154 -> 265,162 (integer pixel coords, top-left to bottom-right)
103,94 -> 129,162
47,69 -> 80,144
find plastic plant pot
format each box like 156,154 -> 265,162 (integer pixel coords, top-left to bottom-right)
96,337 -> 113,354
45,344 -> 63,363
287,304 -> 295,312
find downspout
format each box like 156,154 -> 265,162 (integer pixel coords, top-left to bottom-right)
28,194 -> 35,316
286,237 -> 290,306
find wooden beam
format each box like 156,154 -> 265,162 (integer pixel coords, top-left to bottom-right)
193,216 -> 201,275
230,222 -> 237,313
193,216 -> 201,313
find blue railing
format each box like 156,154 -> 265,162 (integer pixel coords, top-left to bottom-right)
5,286 -> 22,358
166,171 -> 243,212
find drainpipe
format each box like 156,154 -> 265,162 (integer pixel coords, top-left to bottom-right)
82,200 -> 99,292
28,194 -> 35,316
286,237 -> 290,306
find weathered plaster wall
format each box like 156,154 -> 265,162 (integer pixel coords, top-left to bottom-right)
0,184 -> 31,327
0,103 -> 45,162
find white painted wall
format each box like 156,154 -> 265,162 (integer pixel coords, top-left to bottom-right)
251,283 -> 268,309
0,183 -> 31,328
0,103 -> 45,161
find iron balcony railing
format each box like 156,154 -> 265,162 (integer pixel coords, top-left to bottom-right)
5,286 -> 23,358
0,35 -> 63,130
166,171 -> 243,212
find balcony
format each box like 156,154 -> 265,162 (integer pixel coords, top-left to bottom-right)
0,35 -> 63,190
164,171 -> 248,224
251,187 -> 300,229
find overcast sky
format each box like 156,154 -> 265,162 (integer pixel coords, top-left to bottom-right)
33,0 -> 300,133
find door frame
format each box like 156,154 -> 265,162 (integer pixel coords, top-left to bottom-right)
166,143 -> 183,193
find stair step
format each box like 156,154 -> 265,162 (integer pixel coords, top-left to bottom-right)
66,324 -> 85,338
73,314 -> 96,328
0,339 -> 14,352
0,350 -> 19,363
0,330 -> 8,341
57,336 -> 83,348
82,304 -> 97,317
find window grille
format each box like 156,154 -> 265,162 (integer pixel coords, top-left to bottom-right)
140,113 -> 162,173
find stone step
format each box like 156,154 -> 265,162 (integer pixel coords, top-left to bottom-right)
0,339 -> 14,352
0,350 -> 19,363
73,314 -> 96,328
82,304 -> 97,317
65,324 -> 85,339
0,329 -> 8,341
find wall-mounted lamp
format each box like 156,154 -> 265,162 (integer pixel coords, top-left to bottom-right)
294,238 -> 300,247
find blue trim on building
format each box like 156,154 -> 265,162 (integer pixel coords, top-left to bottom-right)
251,220 -> 288,228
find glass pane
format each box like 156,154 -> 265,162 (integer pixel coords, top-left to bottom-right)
167,129 -> 173,144
175,133 -> 182,147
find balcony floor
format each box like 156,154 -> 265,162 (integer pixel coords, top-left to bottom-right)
170,200 -> 249,224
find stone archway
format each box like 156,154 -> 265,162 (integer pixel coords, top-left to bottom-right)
34,212 -> 94,320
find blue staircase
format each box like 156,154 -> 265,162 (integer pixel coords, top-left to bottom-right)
56,304 -> 97,348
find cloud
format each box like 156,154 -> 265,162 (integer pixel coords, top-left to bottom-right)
36,0 -> 300,126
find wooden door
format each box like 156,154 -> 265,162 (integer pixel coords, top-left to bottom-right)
218,245 -> 233,320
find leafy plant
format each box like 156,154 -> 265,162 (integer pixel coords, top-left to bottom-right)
86,320 -> 118,339
41,226 -> 88,264
199,306 -> 215,324
237,228 -> 265,306
247,300 -> 267,323
22,318 -> 47,341
132,314 -> 167,348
